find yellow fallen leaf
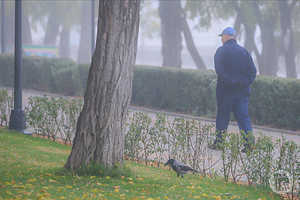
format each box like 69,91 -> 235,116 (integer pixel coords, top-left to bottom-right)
213,195 -> 222,200
28,178 -> 37,183
202,193 -> 208,197
65,185 -> 72,189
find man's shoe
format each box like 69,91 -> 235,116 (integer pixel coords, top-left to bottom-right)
241,143 -> 254,153
208,140 -> 223,151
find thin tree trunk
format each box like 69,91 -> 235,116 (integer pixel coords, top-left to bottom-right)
159,0 -> 182,68
233,12 -> 242,38
279,0 -> 297,78
22,13 -> 32,45
244,24 -> 256,54
181,13 -> 206,70
59,25 -> 71,58
65,0 -> 140,170
78,1 -> 91,64
4,6 -> 14,52
44,11 -> 60,46
252,1 -> 278,76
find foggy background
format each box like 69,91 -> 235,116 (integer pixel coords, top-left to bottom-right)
0,0 -> 299,78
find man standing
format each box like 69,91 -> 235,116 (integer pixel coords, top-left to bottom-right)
210,27 -> 257,152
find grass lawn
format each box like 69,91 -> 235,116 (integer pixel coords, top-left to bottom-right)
0,128 -> 280,200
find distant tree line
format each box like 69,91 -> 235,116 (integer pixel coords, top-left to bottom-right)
0,0 -> 97,64
159,0 -> 300,78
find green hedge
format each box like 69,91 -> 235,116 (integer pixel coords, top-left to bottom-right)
132,65 -> 300,130
0,55 -> 82,96
0,55 -> 299,130
132,66 -> 217,116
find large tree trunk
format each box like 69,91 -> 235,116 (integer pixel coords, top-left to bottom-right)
65,0 -> 140,170
44,11 -> 60,46
59,25 -> 71,58
77,1 -> 92,64
279,0 -> 297,78
181,14 -> 206,70
159,0 -> 182,68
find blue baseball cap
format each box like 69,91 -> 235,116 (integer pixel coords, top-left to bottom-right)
218,27 -> 236,37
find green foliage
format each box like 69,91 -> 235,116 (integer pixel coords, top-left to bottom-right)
25,96 -> 83,144
68,162 -> 134,179
0,129 -> 281,200
125,112 -> 219,177
0,56 -> 299,130
132,65 -> 217,117
133,65 -> 300,130
0,55 -> 82,96
0,89 -> 12,126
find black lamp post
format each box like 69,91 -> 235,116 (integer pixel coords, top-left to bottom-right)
91,0 -> 95,55
9,0 -> 25,132
1,0 -> 5,53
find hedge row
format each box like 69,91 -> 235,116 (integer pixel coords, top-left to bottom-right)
0,55 -> 83,96
0,55 -> 299,130
132,65 -> 300,130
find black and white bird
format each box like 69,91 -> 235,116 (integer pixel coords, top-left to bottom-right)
164,159 -> 198,178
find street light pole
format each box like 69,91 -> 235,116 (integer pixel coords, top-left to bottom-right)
1,0 -> 5,53
9,0 -> 25,132
91,0 -> 95,56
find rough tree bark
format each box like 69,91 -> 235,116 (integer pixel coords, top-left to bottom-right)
159,0 -> 182,68
279,0 -> 297,78
65,0 -> 140,170
77,1 -> 92,64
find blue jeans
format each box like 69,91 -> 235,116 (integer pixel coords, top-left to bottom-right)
216,93 -> 253,142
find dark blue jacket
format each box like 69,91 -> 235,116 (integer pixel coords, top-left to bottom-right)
214,39 -> 257,97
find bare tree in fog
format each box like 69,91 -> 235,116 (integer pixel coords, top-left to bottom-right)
252,1 -> 279,76
77,1 -> 92,64
59,25 -> 71,58
181,8 -> 206,70
279,0 -> 298,78
158,0 -> 206,69
159,0 -> 182,68
232,1 -> 258,60
185,0 -> 300,78
1,1 -> 15,52
44,4 -> 60,46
